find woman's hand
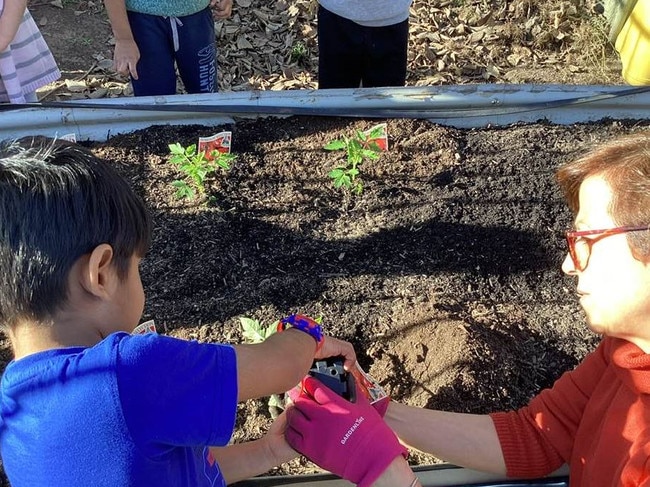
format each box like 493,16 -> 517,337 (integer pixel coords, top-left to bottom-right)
286,376 -> 407,487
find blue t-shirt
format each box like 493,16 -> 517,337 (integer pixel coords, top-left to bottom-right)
0,332 -> 238,486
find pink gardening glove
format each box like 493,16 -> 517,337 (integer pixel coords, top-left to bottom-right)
285,376 -> 407,487
372,396 -> 390,417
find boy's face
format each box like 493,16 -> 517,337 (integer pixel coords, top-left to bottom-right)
562,175 -> 650,349
112,255 -> 145,334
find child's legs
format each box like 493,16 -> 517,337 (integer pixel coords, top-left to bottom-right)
361,20 -> 409,88
127,11 -> 177,96
174,8 -> 217,94
317,5 -> 364,89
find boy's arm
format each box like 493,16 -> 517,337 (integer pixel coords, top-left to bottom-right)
209,411 -> 298,484
102,0 -> 139,79
385,401 -> 507,475
0,0 -> 27,52
233,330 -> 355,401
209,441 -> 280,485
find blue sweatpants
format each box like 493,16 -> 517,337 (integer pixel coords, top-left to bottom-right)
317,5 -> 409,89
127,8 -> 217,96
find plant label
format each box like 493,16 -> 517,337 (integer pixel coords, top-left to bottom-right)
198,131 -> 232,160
59,133 -> 77,143
364,123 -> 388,151
351,362 -> 389,407
132,320 -> 157,334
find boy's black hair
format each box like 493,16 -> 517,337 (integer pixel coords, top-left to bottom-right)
0,136 -> 152,328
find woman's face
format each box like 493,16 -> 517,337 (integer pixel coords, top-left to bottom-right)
562,175 -> 650,352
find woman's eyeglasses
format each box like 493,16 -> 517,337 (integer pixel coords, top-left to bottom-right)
565,226 -> 650,271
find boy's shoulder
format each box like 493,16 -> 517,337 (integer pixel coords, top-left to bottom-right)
3,331 -> 236,393
2,333 -> 152,381
2,333 -> 128,386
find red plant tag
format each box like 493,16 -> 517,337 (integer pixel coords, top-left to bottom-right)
198,131 -> 232,160
350,362 -> 388,405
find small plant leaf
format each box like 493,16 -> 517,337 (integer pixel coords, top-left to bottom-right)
349,138 -> 363,151
267,393 -> 284,419
334,174 -> 351,188
324,140 -> 346,151
367,127 -> 385,139
240,317 -> 265,342
196,167 -> 209,180
171,180 -> 194,200
213,153 -> 232,170
362,149 -> 381,160
168,143 -> 185,155
348,153 -> 363,165
239,317 -> 276,343
268,393 -> 285,409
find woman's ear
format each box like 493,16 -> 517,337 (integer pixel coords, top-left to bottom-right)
79,244 -> 117,299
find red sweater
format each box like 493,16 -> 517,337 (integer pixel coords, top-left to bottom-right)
490,337 -> 650,486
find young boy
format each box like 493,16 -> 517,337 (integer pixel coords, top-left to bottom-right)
103,0 -> 232,96
0,136 -> 355,486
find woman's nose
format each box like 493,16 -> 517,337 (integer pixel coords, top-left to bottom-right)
561,253 -> 578,275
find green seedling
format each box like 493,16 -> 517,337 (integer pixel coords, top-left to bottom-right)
324,126 -> 383,194
168,142 -> 236,200
290,41 -> 308,64
239,317 -> 284,418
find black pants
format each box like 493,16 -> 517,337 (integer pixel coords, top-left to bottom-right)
317,5 -> 409,89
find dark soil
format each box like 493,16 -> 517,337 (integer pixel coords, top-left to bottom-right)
4,116 -> 650,483
95,116 -> 650,473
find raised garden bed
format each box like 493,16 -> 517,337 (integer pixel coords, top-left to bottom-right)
85,117 -> 650,475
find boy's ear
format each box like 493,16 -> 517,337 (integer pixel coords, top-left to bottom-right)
80,244 -> 117,298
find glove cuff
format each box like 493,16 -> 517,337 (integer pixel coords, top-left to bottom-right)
344,426 -> 408,487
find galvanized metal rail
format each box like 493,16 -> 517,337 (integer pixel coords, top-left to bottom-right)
0,85 -> 649,141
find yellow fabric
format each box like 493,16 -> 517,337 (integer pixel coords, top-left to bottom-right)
615,0 -> 650,85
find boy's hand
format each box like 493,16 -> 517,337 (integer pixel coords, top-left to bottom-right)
210,0 -> 232,19
316,335 -> 356,370
263,410 -> 300,466
113,39 -> 140,79
286,376 -> 407,487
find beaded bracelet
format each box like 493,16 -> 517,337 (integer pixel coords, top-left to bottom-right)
277,313 -> 324,351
